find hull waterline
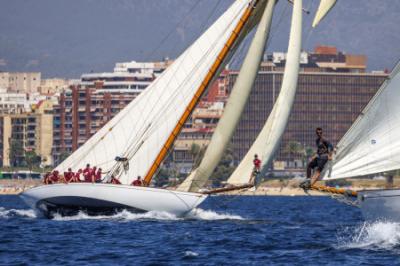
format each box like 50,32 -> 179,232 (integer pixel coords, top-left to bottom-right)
358,188 -> 400,222
20,183 -> 207,218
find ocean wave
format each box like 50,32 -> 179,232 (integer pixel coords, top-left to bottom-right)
0,207 -> 37,219
51,208 -> 244,221
338,221 -> 400,250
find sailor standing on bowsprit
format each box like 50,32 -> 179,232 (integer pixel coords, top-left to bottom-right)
301,127 -> 333,190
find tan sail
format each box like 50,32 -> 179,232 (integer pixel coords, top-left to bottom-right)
227,0 -> 303,185
312,0 -> 337,27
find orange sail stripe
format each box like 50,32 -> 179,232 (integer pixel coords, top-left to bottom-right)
143,1 -> 259,185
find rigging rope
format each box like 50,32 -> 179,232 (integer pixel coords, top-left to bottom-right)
115,3 -> 252,184
63,2 -> 249,182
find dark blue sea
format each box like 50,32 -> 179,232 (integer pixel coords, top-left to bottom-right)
1,195 -> 399,265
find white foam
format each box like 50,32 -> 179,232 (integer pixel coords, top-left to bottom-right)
0,207 -> 37,219
187,208 -> 244,220
52,209 -> 180,221
184,251 -> 199,257
338,221 -> 400,250
51,208 -> 244,221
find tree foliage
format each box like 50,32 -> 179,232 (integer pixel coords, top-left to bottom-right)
25,150 -> 41,170
9,139 -> 24,167
154,167 -> 179,188
284,141 -> 304,159
209,144 -> 236,187
58,151 -> 71,164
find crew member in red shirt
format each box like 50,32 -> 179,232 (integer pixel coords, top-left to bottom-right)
51,170 -> 60,183
110,175 -> 121,185
74,169 -> 82,182
95,168 -> 102,182
83,164 -> 91,182
64,168 -> 74,183
90,166 -> 97,183
131,176 -> 143,186
44,172 -> 51,184
253,154 -> 261,174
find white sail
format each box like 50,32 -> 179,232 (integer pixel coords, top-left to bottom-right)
55,0 -> 267,185
312,0 -> 337,27
322,62 -> 400,180
178,0 -> 276,192
227,0 -> 303,185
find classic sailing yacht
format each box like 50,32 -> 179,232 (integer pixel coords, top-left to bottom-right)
178,0 -> 303,193
305,0 -> 400,222
321,61 -> 400,221
20,0 -> 271,217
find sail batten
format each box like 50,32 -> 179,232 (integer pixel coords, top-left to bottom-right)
227,0 -> 303,185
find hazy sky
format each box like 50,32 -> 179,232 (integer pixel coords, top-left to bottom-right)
0,0 -> 399,78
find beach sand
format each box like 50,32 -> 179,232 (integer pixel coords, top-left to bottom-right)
0,179 -> 42,195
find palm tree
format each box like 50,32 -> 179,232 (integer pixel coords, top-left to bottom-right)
284,141 -> 304,166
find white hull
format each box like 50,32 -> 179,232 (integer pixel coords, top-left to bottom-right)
358,189 -> 400,221
20,183 -> 207,218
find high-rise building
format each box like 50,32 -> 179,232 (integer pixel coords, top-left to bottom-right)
52,59 -> 172,164
230,46 -> 387,169
0,72 -> 41,93
40,78 -> 72,95
0,100 -> 53,167
52,87 -> 137,164
80,59 -> 172,92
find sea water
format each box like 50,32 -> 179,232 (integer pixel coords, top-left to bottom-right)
0,195 -> 399,265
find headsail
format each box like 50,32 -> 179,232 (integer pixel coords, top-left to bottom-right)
312,0 -> 337,27
55,0 -> 268,185
178,0 -> 276,192
323,62 -> 400,180
227,0 -> 303,185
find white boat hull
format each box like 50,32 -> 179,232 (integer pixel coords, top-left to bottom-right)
358,189 -> 400,221
20,183 -> 207,218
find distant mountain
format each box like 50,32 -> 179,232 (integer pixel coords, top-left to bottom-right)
0,0 -> 399,78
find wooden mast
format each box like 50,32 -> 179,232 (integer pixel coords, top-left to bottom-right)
143,0 -> 260,185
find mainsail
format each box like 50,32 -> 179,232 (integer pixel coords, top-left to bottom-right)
55,0 -> 268,185
312,0 -> 337,27
227,0 -> 303,185
323,62 -> 400,180
178,0 -> 276,192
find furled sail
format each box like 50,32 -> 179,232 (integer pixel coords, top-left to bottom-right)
227,0 -> 303,185
322,61 -> 400,180
178,0 -> 276,192
55,0 -> 268,185
312,0 -> 337,27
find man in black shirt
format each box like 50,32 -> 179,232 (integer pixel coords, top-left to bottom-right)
303,127 -> 333,188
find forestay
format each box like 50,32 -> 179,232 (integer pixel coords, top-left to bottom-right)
227,0 -> 303,185
178,0 -> 276,192
55,0 -> 265,185
323,61 -> 400,180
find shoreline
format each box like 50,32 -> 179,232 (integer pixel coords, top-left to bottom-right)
0,181 -> 330,196
0,179 -> 387,196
